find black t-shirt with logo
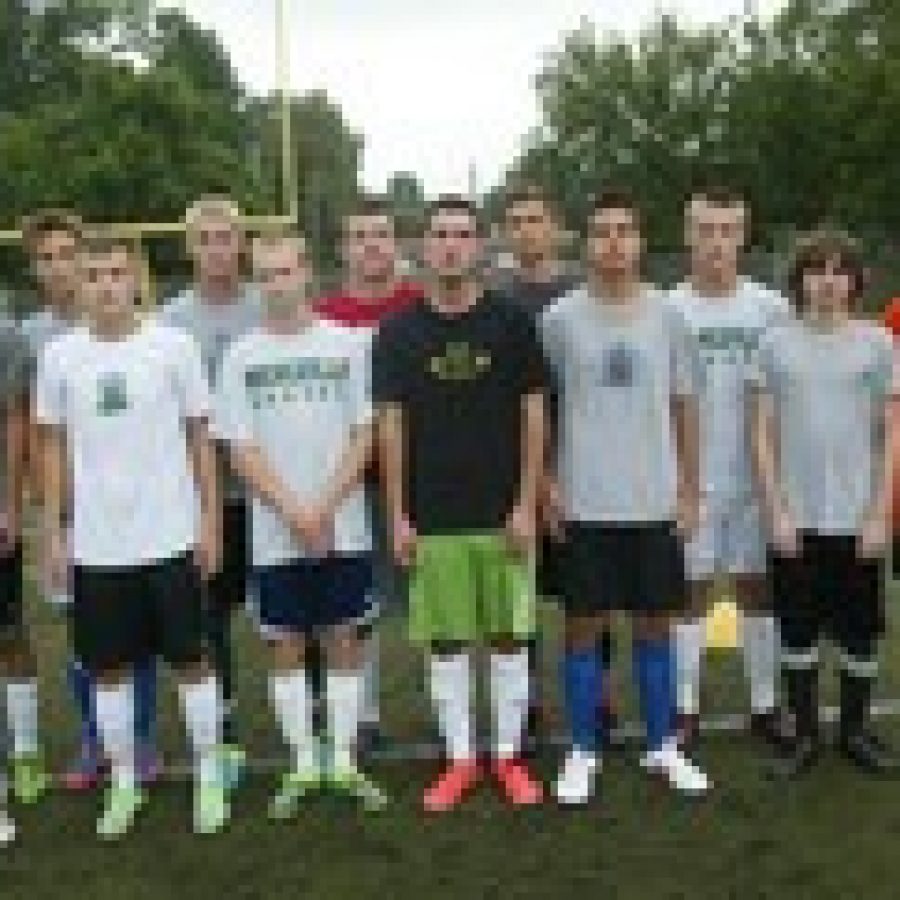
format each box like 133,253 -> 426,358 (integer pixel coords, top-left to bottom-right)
373,291 -> 549,534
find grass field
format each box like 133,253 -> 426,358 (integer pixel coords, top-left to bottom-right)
4,584 -> 900,899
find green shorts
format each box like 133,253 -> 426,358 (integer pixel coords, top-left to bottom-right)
409,531 -> 535,645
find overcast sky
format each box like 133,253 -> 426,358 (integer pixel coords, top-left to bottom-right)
165,1 -> 787,195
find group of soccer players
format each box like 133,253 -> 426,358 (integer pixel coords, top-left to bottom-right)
0,181 -> 896,846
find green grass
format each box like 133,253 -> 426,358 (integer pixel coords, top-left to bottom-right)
5,586 -> 900,899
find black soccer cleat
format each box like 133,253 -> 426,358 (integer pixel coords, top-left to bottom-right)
675,712 -> 700,753
837,731 -> 900,776
766,735 -> 820,780
750,711 -> 784,750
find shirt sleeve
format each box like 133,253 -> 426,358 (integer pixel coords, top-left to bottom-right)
371,318 -> 407,406
513,307 -> 550,396
174,331 -> 211,422
1,327 -> 34,406
33,343 -> 66,427
668,305 -> 698,398
874,327 -> 899,400
746,329 -> 775,393
350,332 -> 375,427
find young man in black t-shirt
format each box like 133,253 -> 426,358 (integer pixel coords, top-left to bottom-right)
374,196 -> 549,812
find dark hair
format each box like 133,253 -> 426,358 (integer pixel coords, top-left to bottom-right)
504,183 -> 558,217
79,232 -> 140,260
346,196 -> 393,221
686,183 -> 747,210
788,229 -> 867,314
586,187 -> 641,227
21,209 -> 84,253
424,195 -> 481,232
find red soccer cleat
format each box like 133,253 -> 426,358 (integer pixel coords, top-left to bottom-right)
422,759 -> 482,813
493,757 -> 544,806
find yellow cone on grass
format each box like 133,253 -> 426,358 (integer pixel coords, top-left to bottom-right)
705,589 -> 742,651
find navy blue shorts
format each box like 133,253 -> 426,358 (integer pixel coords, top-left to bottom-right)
252,555 -> 374,638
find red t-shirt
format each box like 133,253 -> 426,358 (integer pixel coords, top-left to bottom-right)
315,280 -> 424,328
883,298 -> 900,531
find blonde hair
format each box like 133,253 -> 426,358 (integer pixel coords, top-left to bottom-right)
183,195 -> 244,241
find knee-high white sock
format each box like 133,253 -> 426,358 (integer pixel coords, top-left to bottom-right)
268,669 -> 315,772
6,679 -> 39,757
361,632 -> 380,726
94,681 -> 136,790
429,653 -> 473,762
327,670 -> 364,771
489,649 -> 530,759
675,619 -> 705,715
743,614 -> 778,714
178,676 -> 223,786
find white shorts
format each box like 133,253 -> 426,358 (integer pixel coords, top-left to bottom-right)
685,493 -> 767,582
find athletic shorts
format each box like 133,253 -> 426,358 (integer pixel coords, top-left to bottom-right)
409,531 -> 534,645
770,532 -> 884,655
684,493 -> 767,582
557,522 -> 686,615
205,499 -> 249,616
252,555 -> 373,639
71,552 -> 205,673
892,535 -> 900,581
536,532 -> 563,599
0,543 -> 24,637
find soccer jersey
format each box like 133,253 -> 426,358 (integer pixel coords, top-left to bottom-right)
0,318 -> 33,509
667,278 -> 789,499
540,286 -> 697,523
216,321 -> 373,567
372,291 -> 549,534
492,267 -> 581,319
748,318 -> 897,534
315,281 -> 423,329
34,320 -> 210,568
159,285 -> 261,499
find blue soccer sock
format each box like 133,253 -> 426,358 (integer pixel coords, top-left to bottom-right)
134,656 -> 158,748
67,656 -> 99,755
563,646 -> 603,752
634,637 -> 675,753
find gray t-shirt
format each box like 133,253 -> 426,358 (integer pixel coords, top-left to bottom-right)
158,285 -> 261,499
749,318 -> 897,534
0,318 -> 33,509
540,286 -> 697,523
667,278 -> 789,500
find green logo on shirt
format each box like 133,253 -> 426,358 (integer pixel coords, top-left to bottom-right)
96,373 -> 129,416
429,342 -> 492,381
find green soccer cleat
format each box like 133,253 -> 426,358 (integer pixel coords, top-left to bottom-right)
96,784 -> 146,840
220,744 -> 246,792
327,764 -> 388,812
12,752 -> 49,805
194,780 -> 230,835
267,766 -> 321,821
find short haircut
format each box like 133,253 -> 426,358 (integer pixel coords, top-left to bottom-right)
587,187 -> 641,226
20,209 -> 84,253
504,183 -> 558,217
346,196 -> 392,221
251,227 -> 307,259
79,232 -> 140,260
425,195 -> 481,232
788,228 -> 867,313
184,194 -> 243,237
686,183 -> 747,210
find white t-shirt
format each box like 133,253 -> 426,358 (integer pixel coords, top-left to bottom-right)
216,321 -> 373,567
666,278 -> 789,499
35,319 -> 210,568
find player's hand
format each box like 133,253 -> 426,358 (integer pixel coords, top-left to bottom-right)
505,501 -> 537,560
392,515 -> 417,568
304,502 -> 335,557
857,511 -> 888,560
41,527 -> 68,595
675,488 -> 700,541
195,512 -> 222,580
772,503 -> 799,557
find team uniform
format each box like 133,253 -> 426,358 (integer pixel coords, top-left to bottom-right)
159,285 -> 260,778
21,304 -> 160,790
540,285 -> 709,800
749,318 -> 897,764
315,281 -> 423,742
34,318 -> 229,836
881,297 -> 900,578
666,278 -> 788,729
217,319 -> 386,812
372,292 -> 548,808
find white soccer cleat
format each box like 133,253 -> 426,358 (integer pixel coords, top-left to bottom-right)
554,747 -> 601,806
0,810 -> 17,846
641,741 -> 711,796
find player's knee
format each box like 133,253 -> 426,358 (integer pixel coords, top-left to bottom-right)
564,615 -> 604,651
325,626 -> 362,670
268,635 -> 305,670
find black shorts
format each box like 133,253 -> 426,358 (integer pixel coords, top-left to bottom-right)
770,532 -> 884,654
892,535 -> 900,580
558,522 -> 686,615
206,499 -> 249,615
0,544 -> 24,637
536,532 -> 562,599
72,552 -> 205,673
